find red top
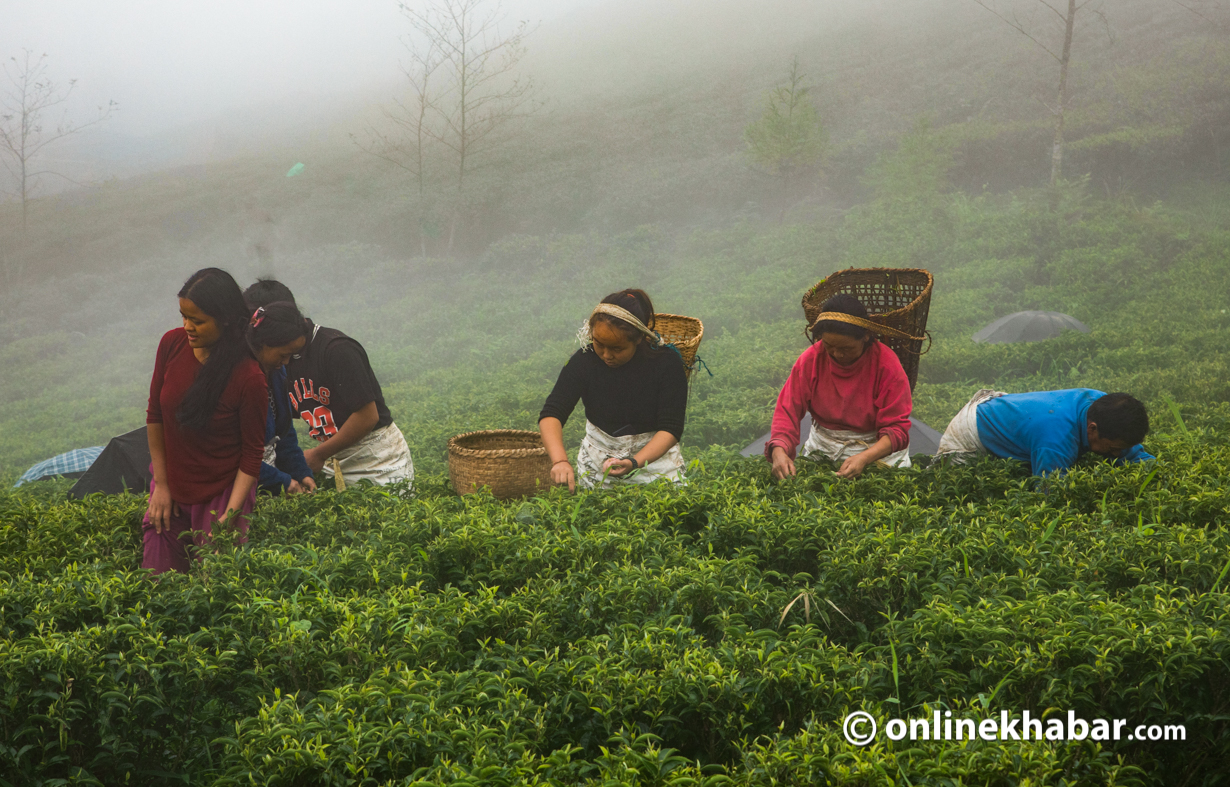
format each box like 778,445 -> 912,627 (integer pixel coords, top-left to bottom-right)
146,328 -> 268,504
766,340 -> 912,459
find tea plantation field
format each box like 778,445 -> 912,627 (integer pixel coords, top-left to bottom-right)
4,413 -> 1230,784
4,120 -> 1230,785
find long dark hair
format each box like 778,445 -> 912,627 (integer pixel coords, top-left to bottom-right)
590,288 -> 658,347
176,268 -> 253,431
246,300 -> 308,437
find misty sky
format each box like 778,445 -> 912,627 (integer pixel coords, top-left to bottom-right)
3,0 -> 596,137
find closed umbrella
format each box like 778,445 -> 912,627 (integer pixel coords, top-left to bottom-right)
972,311 -> 1090,344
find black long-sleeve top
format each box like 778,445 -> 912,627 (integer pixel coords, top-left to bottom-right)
539,346 -> 688,440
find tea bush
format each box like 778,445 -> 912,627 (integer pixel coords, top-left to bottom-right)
4,423 -> 1229,785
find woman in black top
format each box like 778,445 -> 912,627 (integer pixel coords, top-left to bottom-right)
539,289 -> 688,491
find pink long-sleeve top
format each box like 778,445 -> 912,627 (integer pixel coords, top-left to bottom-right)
766,340 -> 912,460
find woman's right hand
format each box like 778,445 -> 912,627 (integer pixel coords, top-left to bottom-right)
770,446 -> 797,481
551,460 -> 576,493
146,484 -> 179,534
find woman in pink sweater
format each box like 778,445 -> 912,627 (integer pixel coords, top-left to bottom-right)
766,293 -> 912,480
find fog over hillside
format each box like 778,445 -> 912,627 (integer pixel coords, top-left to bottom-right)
6,0 -> 862,183
4,0 -> 1219,193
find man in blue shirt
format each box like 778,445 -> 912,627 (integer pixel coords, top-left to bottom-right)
936,388 -> 1153,476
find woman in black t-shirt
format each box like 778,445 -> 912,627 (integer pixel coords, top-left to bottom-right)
243,279 -> 414,489
539,289 -> 688,491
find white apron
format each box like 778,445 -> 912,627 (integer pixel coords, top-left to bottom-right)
576,420 -> 685,489
320,422 -> 415,487
802,423 -> 911,468
935,389 -> 1008,462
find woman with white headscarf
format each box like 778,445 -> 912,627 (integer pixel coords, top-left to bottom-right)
539,289 -> 688,491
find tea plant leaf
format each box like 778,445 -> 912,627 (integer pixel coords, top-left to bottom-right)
978,665 -> 1019,710
1211,552 -> 1230,595
888,638 -> 901,705
1163,393 -> 1192,441
1137,465 -> 1160,499
1039,515 -> 1062,544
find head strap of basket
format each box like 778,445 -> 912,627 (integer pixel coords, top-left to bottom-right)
581,303 -> 666,347
575,307 -> 704,378
807,311 -> 924,342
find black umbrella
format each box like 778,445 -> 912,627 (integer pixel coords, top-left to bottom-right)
972,311 -> 1090,344
69,427 -> 152,498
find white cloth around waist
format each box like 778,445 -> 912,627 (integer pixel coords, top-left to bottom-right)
575,420 -> 685,489
935,388 -> 1008,460
801,423 -> 911,468
320,422 -> 414,487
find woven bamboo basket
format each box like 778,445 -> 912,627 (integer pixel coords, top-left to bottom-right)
801,268 -> 933,390
653,313 -> 704,378
448,430 -> 553,500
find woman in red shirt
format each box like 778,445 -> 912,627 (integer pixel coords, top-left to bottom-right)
143,268 -> 267,574
766,293 -> 912,480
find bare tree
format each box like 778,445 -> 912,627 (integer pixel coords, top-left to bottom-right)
354,39 -> 442,257
1170,0 -> 1230,32
0,50 -> 116,231
395,0 -> 538,255
971,0 -> 1109,188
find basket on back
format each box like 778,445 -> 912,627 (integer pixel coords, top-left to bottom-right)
448,430 -> 552,500
801,268 -> 933,390
653,313 -> 704,379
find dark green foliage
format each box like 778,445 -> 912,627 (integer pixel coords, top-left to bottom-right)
3,426 -> 1229,785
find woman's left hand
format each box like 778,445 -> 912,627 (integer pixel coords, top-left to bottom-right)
602,457 -> 637,477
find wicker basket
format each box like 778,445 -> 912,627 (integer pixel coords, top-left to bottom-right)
801,268 -> 933,390
448,430 -> 553,500
653,313 -> 704,378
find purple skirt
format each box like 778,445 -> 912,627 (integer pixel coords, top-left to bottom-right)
141,473 -> 255,575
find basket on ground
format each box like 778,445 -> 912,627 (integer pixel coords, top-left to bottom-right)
802,268 -> 933,390
653,313 -> 704,378
448,430 -> 553,500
